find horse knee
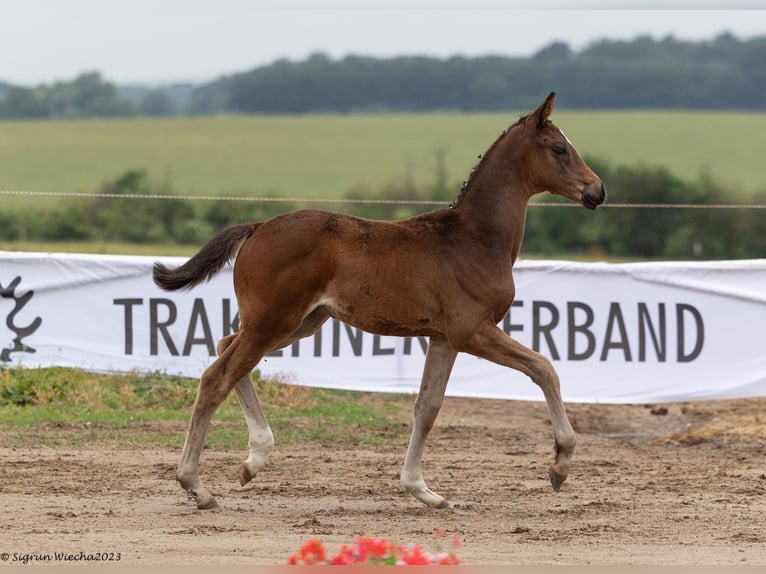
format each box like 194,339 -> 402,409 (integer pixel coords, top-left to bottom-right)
413,395 -> 441,426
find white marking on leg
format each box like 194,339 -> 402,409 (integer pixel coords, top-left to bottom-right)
400,338 -> 457,508
234,375 -> 274,485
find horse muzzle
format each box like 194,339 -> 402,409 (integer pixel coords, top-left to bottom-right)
582,182 -> 606,210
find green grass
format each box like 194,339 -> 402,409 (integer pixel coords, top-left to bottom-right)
0,240 -> 198,256
0,115 -> 494,206
1,111 -> 764,212
0,367 -> 410,449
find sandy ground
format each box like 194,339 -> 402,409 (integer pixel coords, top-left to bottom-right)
1,397 -> 765,566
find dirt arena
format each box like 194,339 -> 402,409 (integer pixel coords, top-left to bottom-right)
1,396 -> 765,566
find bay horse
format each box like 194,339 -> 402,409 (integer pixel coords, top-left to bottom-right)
153,92 -> 605,510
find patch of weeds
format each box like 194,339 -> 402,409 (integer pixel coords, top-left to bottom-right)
661,414 -> 766,444
0,367 -> 66,406
0,367 -> 410,449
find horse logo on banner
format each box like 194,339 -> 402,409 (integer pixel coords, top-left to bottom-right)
1,276 -> 42,362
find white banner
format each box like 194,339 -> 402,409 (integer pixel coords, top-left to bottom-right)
3,251 -> 766,403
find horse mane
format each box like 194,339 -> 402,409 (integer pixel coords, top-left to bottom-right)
449,114 -> 529,209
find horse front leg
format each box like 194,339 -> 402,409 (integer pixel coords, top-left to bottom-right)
400,336 -> 457,508
454,323 -> 576,492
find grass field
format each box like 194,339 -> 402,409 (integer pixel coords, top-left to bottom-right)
0,367 -> 409,449
1,111 -> 764,211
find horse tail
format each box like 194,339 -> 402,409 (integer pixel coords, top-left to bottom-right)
152,223 -> 256,291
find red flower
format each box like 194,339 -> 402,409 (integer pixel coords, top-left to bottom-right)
287,531 -> 462,566
439,553 -> 461,565
357,536 -> 391,560
399,545 -> 431,566
295,539 -> 326,565
329,544 -> 356,565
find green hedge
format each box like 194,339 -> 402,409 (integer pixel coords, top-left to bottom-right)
3,163 -> 764,260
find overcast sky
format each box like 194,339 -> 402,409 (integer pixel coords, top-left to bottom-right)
2,1 -> 766,86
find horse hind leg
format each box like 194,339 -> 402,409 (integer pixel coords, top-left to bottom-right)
177,328 -> 285,509
215,335 -> 275,488
222,309 -> 330,489
234,377 -> 274,486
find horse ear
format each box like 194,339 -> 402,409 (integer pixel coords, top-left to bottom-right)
532,92 -> 556,128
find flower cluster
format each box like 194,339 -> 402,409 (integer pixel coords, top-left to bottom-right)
287,531 -> 462,566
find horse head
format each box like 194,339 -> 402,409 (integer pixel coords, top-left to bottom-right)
520,92 -> 606,210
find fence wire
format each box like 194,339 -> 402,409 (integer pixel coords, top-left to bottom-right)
2,189 -> 765,209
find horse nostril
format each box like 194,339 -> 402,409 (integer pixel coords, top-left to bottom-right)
582,182 -> 605,210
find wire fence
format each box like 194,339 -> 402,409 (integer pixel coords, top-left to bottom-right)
2,189 -> 766,210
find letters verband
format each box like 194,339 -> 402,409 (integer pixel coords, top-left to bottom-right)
114,297 -> 705,364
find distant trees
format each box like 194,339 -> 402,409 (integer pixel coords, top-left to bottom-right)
2,163 -> 764,260
208,34 -> 766,113
0,73 -> 190,119
137,89 -> 176,117
523,161 -> 766,260
0,86 -> 48,118
1,34 -> 766,118
0,170 -> 297,246
0,72 -> 132,119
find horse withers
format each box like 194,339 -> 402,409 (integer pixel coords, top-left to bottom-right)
153,92 -> 606,510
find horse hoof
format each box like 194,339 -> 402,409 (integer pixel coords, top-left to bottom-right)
549,466 -> 567,492
406,485 -> 449,509
239,464 -> 254,487
197,497 -> 219,510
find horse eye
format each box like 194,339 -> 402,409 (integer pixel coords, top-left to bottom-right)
552,143 -> 568,156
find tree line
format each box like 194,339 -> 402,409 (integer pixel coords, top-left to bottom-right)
1,33 -> 765,118
2,161 -> 765,260
0,73 -> 176,119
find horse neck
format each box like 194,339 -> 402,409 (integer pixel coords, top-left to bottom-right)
451,133 -> 532,262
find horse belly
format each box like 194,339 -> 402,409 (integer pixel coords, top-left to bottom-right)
322,273 -> 442,338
